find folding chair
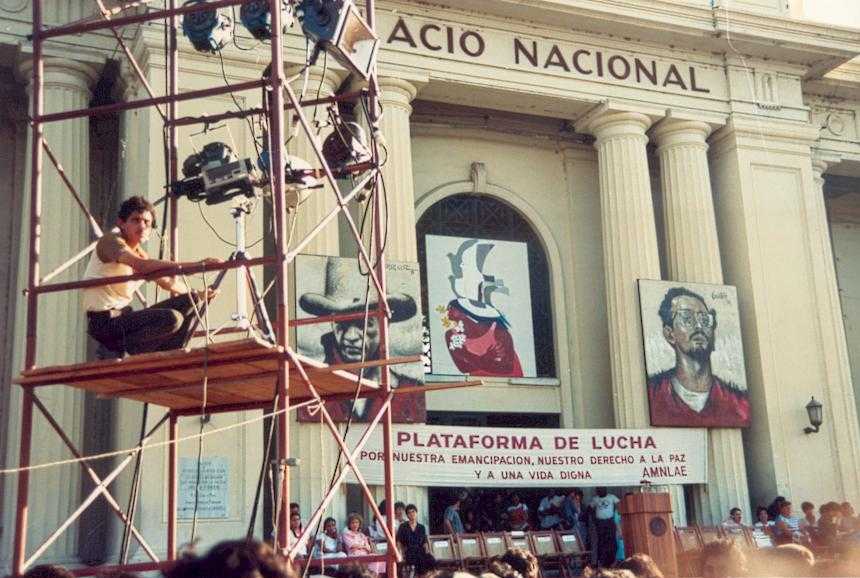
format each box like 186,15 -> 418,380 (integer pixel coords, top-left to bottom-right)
482,532 -> 508,558
457,533 -> 486,573
530,531 -> 565,577
674,526 -> 703,577
555,530 -> 590,578
721,526 -> 754,550
506,530 -> 533,553
428,534 -> 460,570
698,525 -> 722,545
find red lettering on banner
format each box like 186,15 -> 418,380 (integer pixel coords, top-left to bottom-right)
642,465 -> 688,478
592,435 -> 655,450
554,436 -> 580,450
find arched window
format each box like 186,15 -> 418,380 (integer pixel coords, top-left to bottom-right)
416,193 -> 556,378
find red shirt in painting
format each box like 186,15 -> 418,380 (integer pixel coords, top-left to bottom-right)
647,370 -> 750,428
443,300 -> 523,377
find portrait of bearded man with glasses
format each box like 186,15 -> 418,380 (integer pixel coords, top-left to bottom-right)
645,286 -> 750,427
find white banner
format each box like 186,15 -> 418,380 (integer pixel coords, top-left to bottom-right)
345,425 -> 707,487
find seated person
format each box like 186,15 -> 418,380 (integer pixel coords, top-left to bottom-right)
773,501 -> 806,545
721,507 -> 745,530
83,196 -> 219,356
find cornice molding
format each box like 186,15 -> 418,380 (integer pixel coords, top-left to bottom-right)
395,0 -> 859,74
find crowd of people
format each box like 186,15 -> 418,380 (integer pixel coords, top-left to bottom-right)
21,535 -> 860,578
439,488 -> 624,568
719,497 -> 860,551
19,493 -> 860,578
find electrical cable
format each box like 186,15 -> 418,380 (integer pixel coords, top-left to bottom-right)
119,7 -> 173,563
188,269 -> 212,547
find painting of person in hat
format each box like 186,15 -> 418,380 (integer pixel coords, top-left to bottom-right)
296,255 -> 425,422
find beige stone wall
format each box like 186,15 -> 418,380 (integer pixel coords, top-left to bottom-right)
832,220 -> 860,434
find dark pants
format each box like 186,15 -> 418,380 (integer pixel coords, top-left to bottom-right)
87,293 -> 202,355
595,518 -> 617,568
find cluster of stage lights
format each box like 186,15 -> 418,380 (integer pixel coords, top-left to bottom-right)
181,0 -> 379,80
175,1 -> 378,209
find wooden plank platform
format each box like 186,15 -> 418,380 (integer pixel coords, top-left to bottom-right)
14,338 -> 425,411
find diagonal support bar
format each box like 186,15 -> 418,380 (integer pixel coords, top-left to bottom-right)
284,351 -> 400,561
92,0 -> 167,122
285,170 -> 376,262
289,391 -> 394,559
282,81 -> 391,319
32,397 -> 161,563
21,411 -> 169,572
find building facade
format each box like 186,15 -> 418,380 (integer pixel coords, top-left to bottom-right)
1,0 -> 860,570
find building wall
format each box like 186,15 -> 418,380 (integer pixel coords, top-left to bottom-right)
412,122 -> 612,428
2,0 -> 860,572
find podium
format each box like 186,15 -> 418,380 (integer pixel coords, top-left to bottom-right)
619,492 -> 678,578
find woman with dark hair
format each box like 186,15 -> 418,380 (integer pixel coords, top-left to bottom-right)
397,504 -> 429,576
315,516 -> 348,563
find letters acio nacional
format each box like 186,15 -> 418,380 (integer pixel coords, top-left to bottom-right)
384,16 -> 712,93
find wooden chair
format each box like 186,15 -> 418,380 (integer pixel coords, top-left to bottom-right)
482,532 -> 508,558
555,530 -> 589,578
456,533 -> 486,573
721,526 -> 755,550
674,526 -> 703,577
698,525 -> 722,545
530,531 -> 565,577
427,534 -> 459,570
505,530 -> 533,553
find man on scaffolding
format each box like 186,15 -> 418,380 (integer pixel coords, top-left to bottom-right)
83,195 -> 220,357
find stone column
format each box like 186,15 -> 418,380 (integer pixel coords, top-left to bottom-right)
580,110 -> 661,426
369,76 -> 427,523
375,77 -> 419,260
651,118 -> 750,524
286,66 -> 347,256
579,109 -> 685,522
4,56 -> 100,566
284,67 -> 350,528
806,153 -> 860,503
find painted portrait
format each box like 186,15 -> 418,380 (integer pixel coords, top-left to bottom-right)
295,255 -> 425,423
639,279 -> 750,428
425,234 -> 537,378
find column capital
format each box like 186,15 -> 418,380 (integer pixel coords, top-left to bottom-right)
15,57 -> 101,94
650,118 -> 712,152
811,150 -> 842,182
577,108 -> 652,143
375,77 -> 419,112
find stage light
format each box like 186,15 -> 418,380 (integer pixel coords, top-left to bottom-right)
173,142 -> 255,205
240,0 -> 294,40
181,0 -> 234,53
257,150 -> 323,211
322,120 -> 371,169
297,0 -> 379,80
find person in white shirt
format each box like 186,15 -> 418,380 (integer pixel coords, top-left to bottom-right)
589,487 -> 620,567
721,507 -> 745,530
83,196 -> 219,357
538,489 -> 565,530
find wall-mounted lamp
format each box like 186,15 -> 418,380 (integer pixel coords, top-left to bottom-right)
804,396 -> 823,434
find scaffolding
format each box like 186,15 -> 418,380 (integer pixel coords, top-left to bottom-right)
9,1 -> 477,576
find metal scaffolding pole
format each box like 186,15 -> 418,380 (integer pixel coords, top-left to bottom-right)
8,0 -> 415,574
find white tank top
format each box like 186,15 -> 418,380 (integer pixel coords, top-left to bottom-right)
82,234 -> 145,311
